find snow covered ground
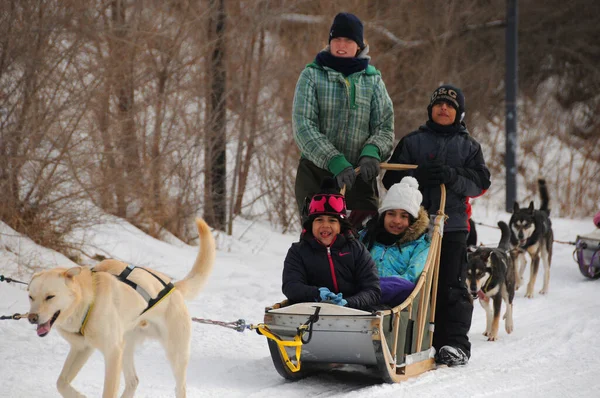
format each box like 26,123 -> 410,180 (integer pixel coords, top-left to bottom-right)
1,209 -> 599,397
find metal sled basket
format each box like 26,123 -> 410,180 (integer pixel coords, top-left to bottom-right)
262,165 -> 446,383
574,229 -> 600,279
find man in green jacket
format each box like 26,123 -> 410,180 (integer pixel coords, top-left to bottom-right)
292,12 -> 394,228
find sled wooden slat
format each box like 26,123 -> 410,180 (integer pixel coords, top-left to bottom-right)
263,165 -> 446,384
380,163 -> 418,171
400,358 -> 436,378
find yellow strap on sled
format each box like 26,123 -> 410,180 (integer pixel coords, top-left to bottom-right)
255,324 -> 304,373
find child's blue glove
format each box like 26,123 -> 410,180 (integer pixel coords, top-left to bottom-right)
318,287 -> 333,302
328,294 -> 348,306
318,287 -> 347,306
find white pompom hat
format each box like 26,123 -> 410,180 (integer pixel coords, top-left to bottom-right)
379,176 -> 423,218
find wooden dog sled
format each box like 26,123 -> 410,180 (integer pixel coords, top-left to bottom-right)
261,164 -> 447,383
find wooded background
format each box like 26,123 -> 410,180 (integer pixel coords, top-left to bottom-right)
1,0 -> 598,255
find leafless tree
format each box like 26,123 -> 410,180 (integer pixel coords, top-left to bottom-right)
203,0 -> 227,231
1,0 -> 599,257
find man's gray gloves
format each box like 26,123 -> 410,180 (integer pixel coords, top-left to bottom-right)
358,157 -> 380,183
335,167 -> 356,191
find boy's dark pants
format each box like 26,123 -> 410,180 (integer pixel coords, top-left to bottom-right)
295,158 -> 378,228
432,231 -> 473,358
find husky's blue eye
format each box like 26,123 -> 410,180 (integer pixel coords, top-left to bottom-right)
45,295 -> 55,301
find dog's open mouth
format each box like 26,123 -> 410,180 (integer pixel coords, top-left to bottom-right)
519,239 -> 527,247
37,311 -> 60,337
473,290 -> 489,302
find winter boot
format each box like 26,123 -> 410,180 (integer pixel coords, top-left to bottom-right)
436,345 -> 469,367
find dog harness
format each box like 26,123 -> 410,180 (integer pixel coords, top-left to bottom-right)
77,266 -> 174,336
79,273 -> 96,336
116,265 -> 175,315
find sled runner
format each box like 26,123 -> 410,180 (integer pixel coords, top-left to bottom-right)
261,164 -> 446,383
574,228 -> 600,279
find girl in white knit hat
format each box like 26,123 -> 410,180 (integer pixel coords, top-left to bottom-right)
359,176 -> 430,306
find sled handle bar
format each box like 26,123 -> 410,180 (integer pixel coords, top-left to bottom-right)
340,163 -> 416,195
340,163 -> 417,196
340,162 -> 446,214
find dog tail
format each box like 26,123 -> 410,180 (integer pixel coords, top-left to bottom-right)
538,178 -> 550,213
497,221 -> 511,251
175,218 -> 216,301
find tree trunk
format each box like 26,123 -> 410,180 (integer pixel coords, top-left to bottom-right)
233,28 -> 265,217
96,76 -> 117,212
111,0 -> 139,217
204,0 -> 227,230
228,26 -> 256,233
151,68 -> 167,219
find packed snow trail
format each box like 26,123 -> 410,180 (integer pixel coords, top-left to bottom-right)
1,215 -> 599,397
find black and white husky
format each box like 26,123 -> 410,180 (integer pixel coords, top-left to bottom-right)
466,221 -> 515,341
509,179 -> 554,298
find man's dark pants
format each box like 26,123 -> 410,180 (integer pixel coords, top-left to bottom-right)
295,158 -> 378,228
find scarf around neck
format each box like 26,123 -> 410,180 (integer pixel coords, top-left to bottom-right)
375,224 -> 405,246
315,51 -> 369,77
426,120 -> 462,135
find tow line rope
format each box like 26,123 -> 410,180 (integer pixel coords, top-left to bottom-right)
1,275 -> 29,320
0,312 -> 28,320
473,222 -> 576,246
192,306 -> 321,373
191,317 -> 251,332
0,275 -> 28,285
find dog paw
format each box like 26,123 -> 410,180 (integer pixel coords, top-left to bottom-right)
487,335 -> 498,341
539,288 -> 548,295
483,331 -> 490,337
524,291 -> 534,298
58,386 -> 86,398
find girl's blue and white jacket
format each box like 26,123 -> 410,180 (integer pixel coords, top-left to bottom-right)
359,207 -> 430,284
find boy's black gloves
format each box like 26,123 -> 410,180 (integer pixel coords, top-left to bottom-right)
430,163 -> 458,185
415,161 -> 458,185
414,162 -> 442,185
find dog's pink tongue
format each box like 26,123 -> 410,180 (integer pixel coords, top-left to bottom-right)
37,322 -> 51,337
477,290 -> 489,302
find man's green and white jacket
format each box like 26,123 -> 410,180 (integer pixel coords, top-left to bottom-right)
292,58 -> 395,176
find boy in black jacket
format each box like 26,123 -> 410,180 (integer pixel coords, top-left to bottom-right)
282,178 -> 381,311
382,85 -> 491,366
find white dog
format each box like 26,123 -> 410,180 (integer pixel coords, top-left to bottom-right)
27,218 -> 215,398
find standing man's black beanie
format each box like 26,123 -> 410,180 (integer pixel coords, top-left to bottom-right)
329,12 -> 365,50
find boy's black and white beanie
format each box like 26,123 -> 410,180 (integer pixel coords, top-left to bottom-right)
427,84 -> 466,124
